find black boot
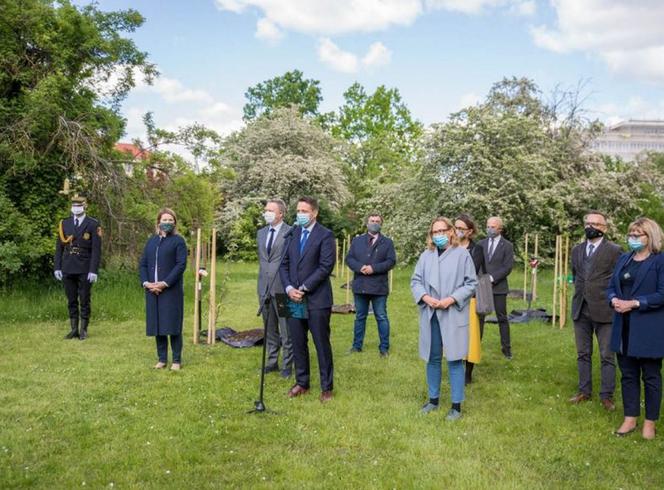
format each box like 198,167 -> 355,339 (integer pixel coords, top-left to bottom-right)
465,361 -> 474,385
64,317 -> 79,339
79,319 -> 89,340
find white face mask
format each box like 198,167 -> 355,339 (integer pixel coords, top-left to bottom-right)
71,206 -> 84,216
263,211 -> 276,224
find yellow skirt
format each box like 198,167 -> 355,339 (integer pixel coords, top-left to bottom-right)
467,298 -> 482,364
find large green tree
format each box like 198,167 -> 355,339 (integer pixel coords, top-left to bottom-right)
0,0 -> 155,281
242,70 -> 324,122
218,106 -> 349,259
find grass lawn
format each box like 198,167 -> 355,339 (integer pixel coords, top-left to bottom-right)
1,261 -> 663,489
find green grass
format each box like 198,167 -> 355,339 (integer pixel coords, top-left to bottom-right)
1,262 -> 662,489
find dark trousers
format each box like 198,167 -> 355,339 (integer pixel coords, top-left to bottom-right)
63,273 -> 92,320
156,334 -> 183,363
287,308 -> 333,392
573,304 -> 615,399
263,295 -> 293,370
479,293 -> 511,355
617,354 -> 662,420
352,294 -> 390,353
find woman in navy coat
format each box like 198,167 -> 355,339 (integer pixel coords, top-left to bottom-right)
607,217 -> 664,439
139,208 -> 188,370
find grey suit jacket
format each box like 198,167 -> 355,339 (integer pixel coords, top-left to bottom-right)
571,238 -> 622,323
478,236 -> 514,295
257,223 -> 291,300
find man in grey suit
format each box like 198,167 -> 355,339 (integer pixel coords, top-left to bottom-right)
257,198 -> 293,378
569,211 -> 621,410
478,216 -> 514,359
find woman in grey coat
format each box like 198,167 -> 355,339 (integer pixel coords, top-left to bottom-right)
411,217 -> 478,419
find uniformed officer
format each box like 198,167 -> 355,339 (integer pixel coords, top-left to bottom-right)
54,195 -> 102,340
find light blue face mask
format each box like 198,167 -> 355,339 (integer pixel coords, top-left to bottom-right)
296,213 -> 311,227
628,237 -> 645,252
432,234 -> 449,249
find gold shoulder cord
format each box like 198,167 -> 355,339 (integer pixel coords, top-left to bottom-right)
59,220 -> 73,244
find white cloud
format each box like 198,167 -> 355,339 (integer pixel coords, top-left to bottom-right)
426,0 -> 535,15
362,42 -> 392,68
318,38 -> 359,73
150,77 -> 214,104
531,0 -> 664,84
255,17 -> 283,43
459,92 -> 482,108
592,96 -> 664,125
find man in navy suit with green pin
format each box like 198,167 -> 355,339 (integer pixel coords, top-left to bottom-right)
279,196 -> 336,402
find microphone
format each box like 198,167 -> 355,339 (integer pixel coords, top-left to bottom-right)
283,223 -> 299,239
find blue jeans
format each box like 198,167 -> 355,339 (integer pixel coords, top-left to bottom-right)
156,334 -> 182,363
426,315 -> 465,403
352,294 -> 390,353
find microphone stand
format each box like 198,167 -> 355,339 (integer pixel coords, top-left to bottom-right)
248,224 -> 296,414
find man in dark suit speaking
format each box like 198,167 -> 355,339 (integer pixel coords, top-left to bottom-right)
478,216 -> 514,359
279,196 -> 336,402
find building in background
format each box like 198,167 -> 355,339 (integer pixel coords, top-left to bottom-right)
590,120 -> 664,162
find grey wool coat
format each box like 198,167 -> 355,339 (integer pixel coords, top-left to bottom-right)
410,246 -> 478,362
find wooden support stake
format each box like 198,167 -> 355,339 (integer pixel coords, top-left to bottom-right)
341,235 -> 346,271
389,269 -> 394,294
345,235 -> 350,305
533,233 -> 539,302
523,233 -> 529,301
561,235 -> 570,329
193,228 -> 202,344
552,235 -> 559,327
207,228 -> 217,345
335,238 -> 340,278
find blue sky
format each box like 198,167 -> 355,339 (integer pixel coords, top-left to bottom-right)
85,0 -> 664,142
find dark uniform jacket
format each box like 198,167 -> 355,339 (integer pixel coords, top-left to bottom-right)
346,233 -> 397,296
54,216 -> 102,275
478,236 -> 514,295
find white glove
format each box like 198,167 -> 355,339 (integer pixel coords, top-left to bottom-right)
87,273 -> 98,283
54,270 -> 63,281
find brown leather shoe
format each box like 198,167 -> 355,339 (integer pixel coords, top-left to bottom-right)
568,393 -> 591,404
601,398 -> 616,411
287,385 -> 309,398
319,390 -> 333,402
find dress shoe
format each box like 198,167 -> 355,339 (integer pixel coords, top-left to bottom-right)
379,351 -> 389,358
421,402 -> 439,414
287,384 -> 309,398
170,363 -> 181,371
600,398 -> 616,411
319,390 -> 333,402
348,347 -> 362,353
280,368 -> 292,378
568,393 -> 591,404
445,408 -> 462,421
154,362 -> 167,369
614,425 -> 638,437
263,365 -> 279,374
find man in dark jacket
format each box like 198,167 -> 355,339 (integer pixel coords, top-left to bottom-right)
569,211 -> 622,410
346,213 -> 397,356
54,195 -> 102,340
478,216 -> 514,359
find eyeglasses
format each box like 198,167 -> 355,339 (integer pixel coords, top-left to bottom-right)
432,228 -> 450,234
627,233 -> 646,240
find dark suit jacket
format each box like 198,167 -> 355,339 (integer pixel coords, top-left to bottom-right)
571,239 -> 622,323
346,233 -> 396,296
139,234 -> 188,336
279,222 -> 336,310
607,252 -> 664,358
257,223 -> 291,299
54,216 -> 102,274
478,235 -> 514,294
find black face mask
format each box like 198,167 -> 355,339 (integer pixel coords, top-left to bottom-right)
585,226 -> 604,240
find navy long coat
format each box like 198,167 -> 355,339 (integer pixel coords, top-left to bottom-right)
607,252 -> 664,358
139,233 -> 188,336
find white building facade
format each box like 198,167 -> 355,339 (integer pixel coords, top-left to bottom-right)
590,120 -> 664,162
